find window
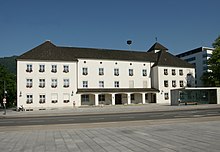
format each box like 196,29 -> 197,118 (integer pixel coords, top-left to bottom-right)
26,79 -> 33,88
83,81 -> 88,88
82,95 -> 89,102
39,79 -> 45,88
82,67 -> 88,75
99,81 -> 104,88
99,68 -> 104,75
99,94 -> 105,102
172,69 -> 176,75
172,80 -> 176,87
180,80 -> 184,87
143,69 -> 147,76
164,69 -> 168,75
26,64 -> 32,72
179,69 -> 183,76
114,81 -> 119,88
51,65 -> 57,73
203,54 -> 212,58
51,93 -> 58,103
185,57 -> 196,62
63,65 -> 69,73
51,79 -> 57,88
63,93 -> 70,103
39,95 -> 46,104
39,65 -> 45,72
164,80 -> 168,87
164,93 -> 169,100
131,94 -> 135,100
63,79 -> 69,88
129,69 -> 134,76
26,94 -> 33,104
114,68 -> 119,76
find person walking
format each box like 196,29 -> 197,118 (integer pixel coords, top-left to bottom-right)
3,97 -> 6,115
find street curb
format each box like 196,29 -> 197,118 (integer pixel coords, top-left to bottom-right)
1,105 -> 220,119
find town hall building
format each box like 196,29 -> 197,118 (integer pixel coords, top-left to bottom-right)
17,41 -> 195,110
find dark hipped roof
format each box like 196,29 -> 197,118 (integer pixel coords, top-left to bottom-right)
147,42 -> 168,52
17,41 -> 194,68
153,50 -> 194,68
17,41 -> 157,62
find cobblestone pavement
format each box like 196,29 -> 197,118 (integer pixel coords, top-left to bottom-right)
0,119 -> 220,152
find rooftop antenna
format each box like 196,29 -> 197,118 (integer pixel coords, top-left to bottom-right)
127,40 -> 132,50
155,37 -> 158,42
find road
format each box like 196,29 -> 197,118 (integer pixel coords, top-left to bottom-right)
0,108 -> 220,126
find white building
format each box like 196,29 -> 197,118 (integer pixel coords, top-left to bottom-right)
176,47 -> 213,86
17,41 -> 195,110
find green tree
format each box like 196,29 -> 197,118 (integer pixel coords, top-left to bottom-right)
201,35 -> 220,86
0,65 -> 16,108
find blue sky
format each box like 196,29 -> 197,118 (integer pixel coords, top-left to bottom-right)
0,0 -> 219,57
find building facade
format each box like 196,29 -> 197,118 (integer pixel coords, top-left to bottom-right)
176,47 -> 213,86
17,41 -> 195,110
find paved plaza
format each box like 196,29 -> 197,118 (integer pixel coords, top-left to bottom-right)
0,118 -> 220,152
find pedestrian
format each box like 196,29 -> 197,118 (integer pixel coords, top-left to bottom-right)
3,97 -> 6,115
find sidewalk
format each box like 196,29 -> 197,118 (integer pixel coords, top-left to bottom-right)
1,104 -> 220,118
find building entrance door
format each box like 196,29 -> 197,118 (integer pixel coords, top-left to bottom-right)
115,94 -> 122,104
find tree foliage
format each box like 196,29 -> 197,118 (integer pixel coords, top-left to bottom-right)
0,65 -> 16,108
201,35 -> 220,86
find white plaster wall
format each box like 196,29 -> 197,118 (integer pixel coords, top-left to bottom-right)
78,59 -> 152,89
217,88 -> 220,104
155,66 -> 195,104
17,60 -> 79,109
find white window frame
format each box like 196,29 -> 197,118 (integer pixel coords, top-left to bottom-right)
129,69 -> 134,76
26,64 -> 32,72
180,80 -> 184,87
26,94 -> 33,104
142,69 -> 147,76
164,93 -> 169,100
164,80 -> 168,87
82,67 -> 88,75
39,94 -> 46,104
51,65 -> 57,73
179,69 -> 183,76
99,68 -> 104,75
39,79 -> 45,88
39,64 -> 45,72
63,79 -> 69,88
172,80 -> 176,87
26,79 -> 33,88
164,69 -> 168,75
51,93 -> 58,103
99,81 -> 104,88
63,65 -> 69,73
83,81 -> 88,88
63,93 -> 70,103
51,79 -> 57,88
114,81 -> 119,88
114,68 -> 119,76
172,69 -> 176,75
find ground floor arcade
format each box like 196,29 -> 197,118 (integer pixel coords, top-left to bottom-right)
77,88 -> 159,106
